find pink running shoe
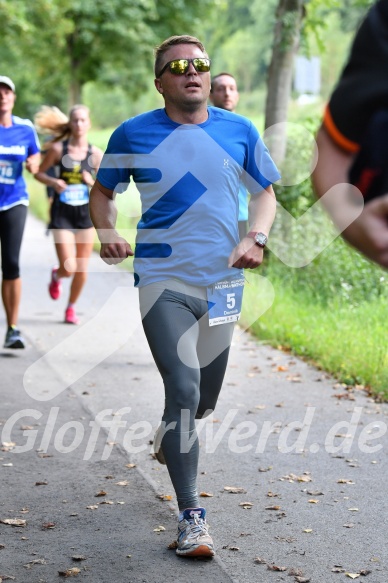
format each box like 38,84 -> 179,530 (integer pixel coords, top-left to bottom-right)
49,268 -> 62,300
64,306 -> 79,325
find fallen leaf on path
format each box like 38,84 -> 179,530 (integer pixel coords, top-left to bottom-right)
168,540 -> 178,549
71,555 -> 86,561
275,535 -> 296,543
343,524 -> 355,528
95,490 -> 107,497
259,466 -> 272,472
267,564 -> 287,571
153,526 -> 166,532
125,463 -> 136,469
286,375 -> 302,383
239,502 -> 253,509
35,481 -> 48,486
42,522 -> 55,529
157,494 -> 173,501
265,505 -> 281,511
281,473 -> 312,483
289,568 -> 304,576
24,558 -> 47,568
199,492 -> 213,497
298,474 -> 312,483
345,574 -> 360,579
337,479 -> 355,484
303,529 -> 313,533
86,505 -> 98,510
224,486 -> 246,494
254,557 -> 266,564
308,499 -> 319,504
0,518 -> 26,527
115,481 -> 129,486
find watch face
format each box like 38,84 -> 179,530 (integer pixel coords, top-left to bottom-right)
255,232 -> 267,246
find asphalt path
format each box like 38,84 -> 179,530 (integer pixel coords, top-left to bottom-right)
0,214 -> 387,583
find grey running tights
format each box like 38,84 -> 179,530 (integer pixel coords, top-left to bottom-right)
140,280 -> 234,510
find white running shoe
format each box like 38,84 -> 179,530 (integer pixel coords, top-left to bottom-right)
176,507 -> 215,557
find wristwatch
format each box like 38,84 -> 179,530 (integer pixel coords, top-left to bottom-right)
246,231 -> 268,248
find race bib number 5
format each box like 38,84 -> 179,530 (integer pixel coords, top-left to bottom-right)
207,277 -> 245,326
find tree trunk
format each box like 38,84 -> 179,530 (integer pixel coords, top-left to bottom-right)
69,77 -> 82,107
265,0 -> 305,165
67,33 -> 82,107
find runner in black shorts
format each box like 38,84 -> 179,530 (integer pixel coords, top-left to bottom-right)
0,75 -> 40,348
313,0 -> 388,267
34,105 -> 103,323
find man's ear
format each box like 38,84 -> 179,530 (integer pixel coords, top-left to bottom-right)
154,78 -> 163,94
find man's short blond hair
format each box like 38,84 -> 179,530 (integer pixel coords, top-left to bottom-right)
154,35 -> 208,77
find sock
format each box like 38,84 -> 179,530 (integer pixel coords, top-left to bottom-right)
179,507 -> 203,521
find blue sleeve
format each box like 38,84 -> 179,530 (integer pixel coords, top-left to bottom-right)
97,123 -> 131,192
28,124 -> 40,156
243,122 -> 280,194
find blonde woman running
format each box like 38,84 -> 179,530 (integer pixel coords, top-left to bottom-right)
35,105 -> 103,324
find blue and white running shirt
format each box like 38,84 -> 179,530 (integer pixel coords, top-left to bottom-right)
97,107 -> 280,287
0,116 -> 40,211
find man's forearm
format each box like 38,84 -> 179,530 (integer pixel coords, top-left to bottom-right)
89,181 -> 118,242
248,185 -> 277,236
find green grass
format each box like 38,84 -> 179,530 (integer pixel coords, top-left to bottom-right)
242,270 -> 388,401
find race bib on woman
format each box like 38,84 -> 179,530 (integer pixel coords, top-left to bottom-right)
207,276 -> 245,326
59,184 -> 89,206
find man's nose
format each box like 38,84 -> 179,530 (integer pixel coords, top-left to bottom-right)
186,62 -> 198,75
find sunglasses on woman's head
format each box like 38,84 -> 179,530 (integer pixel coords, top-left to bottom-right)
157,58 -> 211,78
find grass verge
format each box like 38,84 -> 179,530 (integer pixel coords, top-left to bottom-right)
242,273 -> 388,401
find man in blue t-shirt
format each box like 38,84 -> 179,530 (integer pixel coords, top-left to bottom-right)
90,35 -> 279,558
0,75 -> 40,348
210,72 -> 249,240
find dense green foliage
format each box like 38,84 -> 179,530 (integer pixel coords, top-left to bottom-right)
0,0 -> 216,114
